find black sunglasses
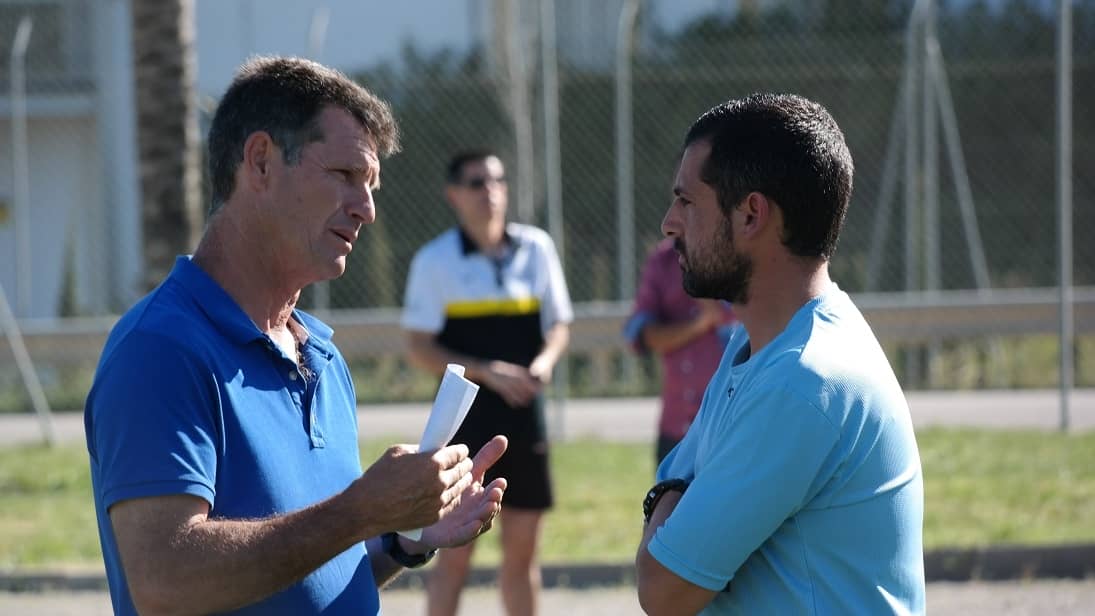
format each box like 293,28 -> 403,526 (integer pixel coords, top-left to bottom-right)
457,175 -> 506,190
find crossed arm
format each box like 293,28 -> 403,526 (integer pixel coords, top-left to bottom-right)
635,491 -> 718,615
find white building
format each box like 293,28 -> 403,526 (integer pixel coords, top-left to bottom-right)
0,0 -> 138,319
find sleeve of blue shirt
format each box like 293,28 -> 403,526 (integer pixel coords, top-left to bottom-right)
88,330 -> 221,511
647,384 -> 840,591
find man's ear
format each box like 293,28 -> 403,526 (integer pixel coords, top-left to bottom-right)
241,131 -> 276,193
444,185 -> 459,209
738,192 -> 771,239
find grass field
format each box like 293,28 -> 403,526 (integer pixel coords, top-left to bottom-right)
2,334 -> 1094,414
1,428 -> 1093,569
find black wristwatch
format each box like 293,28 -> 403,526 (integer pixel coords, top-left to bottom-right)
643,478 -> 689,524
381,532 -> 437,568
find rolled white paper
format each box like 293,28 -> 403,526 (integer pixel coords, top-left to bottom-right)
398,363 -> 480,541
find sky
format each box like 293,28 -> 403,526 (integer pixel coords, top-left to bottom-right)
194,1 -> 475,98
193,0 -> 725,99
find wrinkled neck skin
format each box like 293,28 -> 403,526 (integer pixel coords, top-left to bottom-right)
192,208 -> 302,337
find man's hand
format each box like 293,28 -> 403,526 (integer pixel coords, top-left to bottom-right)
416,435 -> 509,549
527,354 -> 555,384
482,360 -> 542,407
354,443 -> 476,532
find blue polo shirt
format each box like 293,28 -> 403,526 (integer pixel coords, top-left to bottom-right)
652,284 -> 925,615
85,256 -> 378,615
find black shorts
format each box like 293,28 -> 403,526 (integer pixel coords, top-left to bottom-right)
451,390 -> 553,510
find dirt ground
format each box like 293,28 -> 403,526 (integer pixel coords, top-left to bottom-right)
3,579 -> 1095,615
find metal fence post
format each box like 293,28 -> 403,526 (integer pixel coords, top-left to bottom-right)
1057,0 -> 1074,432
615,0 -> 639,302
11,15 -> 33,318
0,283 -> 54,445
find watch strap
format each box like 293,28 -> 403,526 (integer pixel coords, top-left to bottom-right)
643,478 -> 689,524
381,532 -> 437,568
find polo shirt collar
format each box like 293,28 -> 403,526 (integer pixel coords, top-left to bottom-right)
458,225 -> 517,256
170,256 -> 335,352
293,309 -> 335,352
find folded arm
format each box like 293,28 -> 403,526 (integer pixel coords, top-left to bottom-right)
635,491 -> 717,615
634,386 -> 841,615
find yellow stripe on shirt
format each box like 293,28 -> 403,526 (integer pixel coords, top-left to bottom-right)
445,297 -> 541,319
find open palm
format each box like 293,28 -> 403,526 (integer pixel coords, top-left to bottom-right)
421,435 -> 508,548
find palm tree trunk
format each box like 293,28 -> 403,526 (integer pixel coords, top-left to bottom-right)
132,0 -> 201,291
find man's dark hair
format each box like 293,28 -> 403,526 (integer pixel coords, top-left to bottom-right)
445,149 -> 500,184
684,93 -> 854,259
207,56 -> 401,211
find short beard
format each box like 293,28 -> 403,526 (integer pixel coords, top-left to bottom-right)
678,216 -> 752,304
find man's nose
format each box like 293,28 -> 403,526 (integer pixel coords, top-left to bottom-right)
348,186 -> 376,224
661,203 -> 680,238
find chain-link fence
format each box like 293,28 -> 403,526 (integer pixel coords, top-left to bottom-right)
347,0 -> 1094,308
324,0 -> 1095,396
1,0 -> 1093,411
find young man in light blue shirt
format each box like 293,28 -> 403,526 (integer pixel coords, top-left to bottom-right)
635,93 -> 925,615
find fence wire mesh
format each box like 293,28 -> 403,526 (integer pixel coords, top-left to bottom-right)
0,0 -> 1093,406
325,0 -> 1095,311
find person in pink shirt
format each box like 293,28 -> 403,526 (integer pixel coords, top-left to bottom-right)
624,238 -> 736,464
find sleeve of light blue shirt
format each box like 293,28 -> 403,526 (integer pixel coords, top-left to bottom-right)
647,384 -> 840,591
88,331 -> 220,510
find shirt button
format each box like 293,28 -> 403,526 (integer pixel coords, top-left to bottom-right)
289,371 -> 298,381
681,360 -> 693,373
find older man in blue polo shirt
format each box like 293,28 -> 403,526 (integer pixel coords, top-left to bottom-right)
85,56 -> 508,616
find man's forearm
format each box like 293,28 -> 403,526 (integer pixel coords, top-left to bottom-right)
634,490 -> 714,615
405,332 -> 491,381
531,323 -> 570,373
641,317 -> 711,355
636,492 -> 671,573
118,492 -> 381,615
366,535 -> 404,588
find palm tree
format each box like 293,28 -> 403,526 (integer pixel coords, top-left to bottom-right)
132,0 -> 202,291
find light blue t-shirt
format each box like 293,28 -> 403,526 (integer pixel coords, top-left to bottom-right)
651,284 -> 925,615
85,256 -> 379,615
